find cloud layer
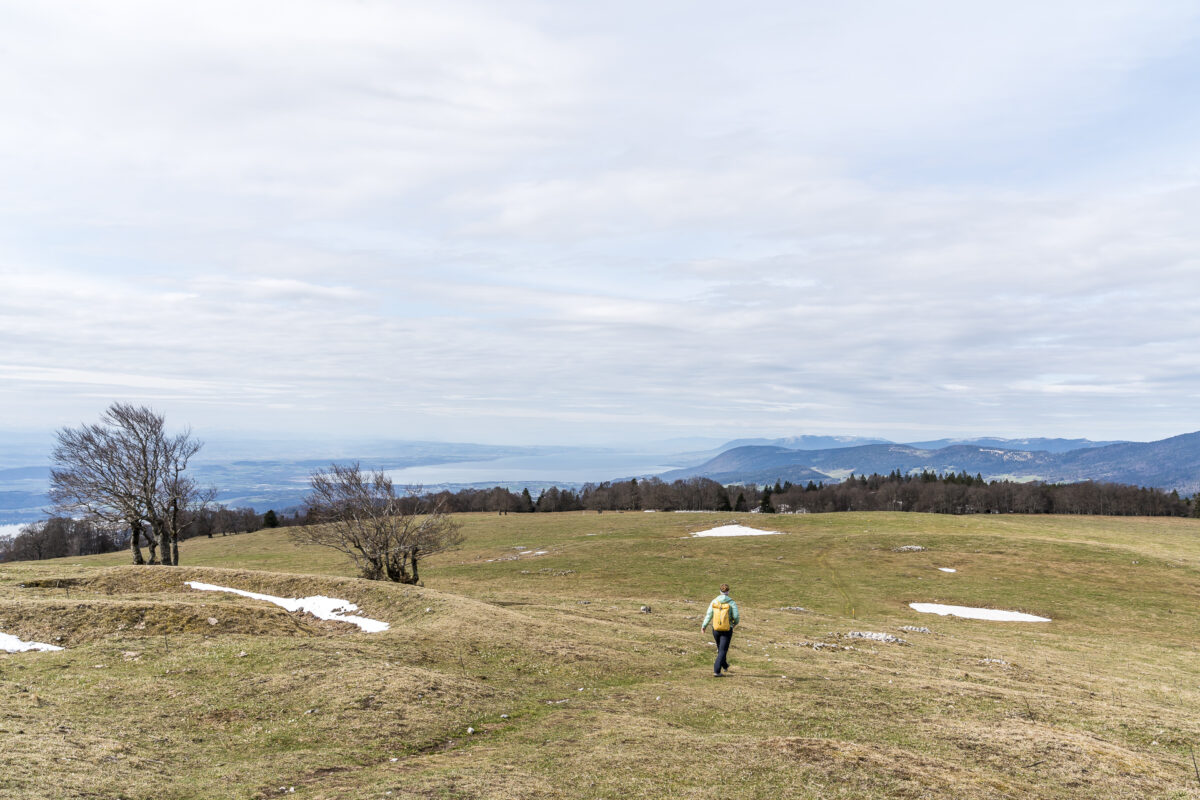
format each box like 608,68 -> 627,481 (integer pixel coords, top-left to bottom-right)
2,1 -> 1199,443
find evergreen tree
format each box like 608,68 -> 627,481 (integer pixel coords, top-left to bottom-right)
262,509 -> 279,528
520,488 -> 535,513
734,492 -> 748,512
759,487 -> 775,513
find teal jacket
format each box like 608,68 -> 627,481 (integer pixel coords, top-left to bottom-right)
701,593 -> 739,629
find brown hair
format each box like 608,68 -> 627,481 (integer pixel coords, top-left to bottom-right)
720,583 -> 730,593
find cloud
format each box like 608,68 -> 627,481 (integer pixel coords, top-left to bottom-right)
1,2 -> 1199,443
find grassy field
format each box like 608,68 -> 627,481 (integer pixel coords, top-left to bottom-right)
2,511 -> 1200,799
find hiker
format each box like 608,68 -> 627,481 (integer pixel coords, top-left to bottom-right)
701,583 -> 739,676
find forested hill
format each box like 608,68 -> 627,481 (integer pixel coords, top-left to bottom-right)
661,431 -> 1200,494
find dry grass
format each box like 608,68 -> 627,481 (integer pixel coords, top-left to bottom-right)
2,512 -> 1199,798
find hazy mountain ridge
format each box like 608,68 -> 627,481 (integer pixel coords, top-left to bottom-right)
2,432 -> 1195,525
664,432 -> 1200,494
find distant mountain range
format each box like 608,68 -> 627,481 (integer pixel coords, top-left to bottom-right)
661,432 -> 1200,495
2,431 -> 1197,526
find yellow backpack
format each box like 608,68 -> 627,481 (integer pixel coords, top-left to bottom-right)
711,600 -> 732,632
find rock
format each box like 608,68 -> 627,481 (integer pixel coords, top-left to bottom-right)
425,607 -> 432,613
640,605 -> 652,614
899,625 -> 931,634
500,714 -> 509,719
207,617 -> 219,626
846,631 -> 908,645
467,727 -> 475,735
236,651 -> 248,658
893,545 -> 927,552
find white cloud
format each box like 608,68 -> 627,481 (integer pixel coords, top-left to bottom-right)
1,2 -> 1199,443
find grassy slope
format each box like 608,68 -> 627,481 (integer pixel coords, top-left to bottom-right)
2,512 -> 1199,799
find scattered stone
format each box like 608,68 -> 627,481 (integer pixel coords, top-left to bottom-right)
134,621 -> 147,630
899,626 -> 931,634
467,727 -> 475,734
207,617 -> 219,626
577,601 -> 591,605
500,714 -> 509,719
425,608 -> 432,613
236,651 -> 248,658
640,605 -> 652,614
798,641 -> 854,652
979,658 -> 1009,667
893,545 -> 927,552
846,631 -> 908,645
122,651 -> 141,661
779,606 -> 807,612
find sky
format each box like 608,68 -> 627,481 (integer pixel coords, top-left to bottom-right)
2,1 -> 1200,446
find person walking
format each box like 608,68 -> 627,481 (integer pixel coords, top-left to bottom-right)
701,583 -> 739,676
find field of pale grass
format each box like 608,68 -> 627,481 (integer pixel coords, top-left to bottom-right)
1,511 -> 1199,799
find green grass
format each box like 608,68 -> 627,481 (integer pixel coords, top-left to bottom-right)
3,511 -> 1200,798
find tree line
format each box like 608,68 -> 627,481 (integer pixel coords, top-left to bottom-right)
0,504 -> 287,563
406,472 -> 1195,517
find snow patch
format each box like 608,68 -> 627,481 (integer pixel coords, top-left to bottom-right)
909,603 -> 1050,622
0,631 -> 63,652
937,567 -> 957,573
185,582 -> 389,632
690,525 -> 785,538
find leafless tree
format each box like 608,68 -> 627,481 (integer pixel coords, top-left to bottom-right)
48,403 -> 214,565
293,462 -> 462,583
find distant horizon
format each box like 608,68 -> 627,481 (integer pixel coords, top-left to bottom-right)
3,425 -> 1188,454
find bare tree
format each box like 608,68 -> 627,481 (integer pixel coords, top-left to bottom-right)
293,462 -> 462,583
49,403 -> 214,565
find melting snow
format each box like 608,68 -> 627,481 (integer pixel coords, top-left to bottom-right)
909,603 -> 1050,622
938,568 -> 957,573
690,525 -> 785,538
0,632 -> 62,652
185,582 -> 390,632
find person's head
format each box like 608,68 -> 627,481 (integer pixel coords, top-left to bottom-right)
720,583 -> 730,594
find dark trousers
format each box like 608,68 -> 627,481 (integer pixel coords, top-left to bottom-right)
712,628 -> 732,674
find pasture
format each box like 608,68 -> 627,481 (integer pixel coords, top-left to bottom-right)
2,511 -> 1199,798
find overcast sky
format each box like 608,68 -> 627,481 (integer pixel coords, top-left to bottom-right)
2,1 -> 1199,446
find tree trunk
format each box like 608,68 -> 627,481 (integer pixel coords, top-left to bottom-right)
171,535 -> 179,566
407,547 -> 420,585
130,522 -> 145,565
